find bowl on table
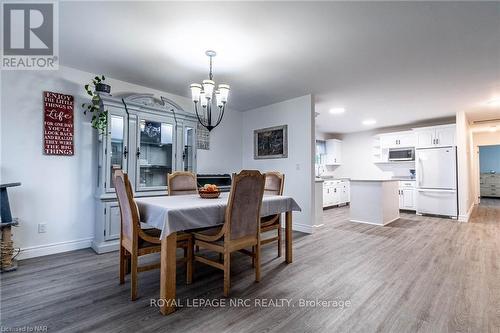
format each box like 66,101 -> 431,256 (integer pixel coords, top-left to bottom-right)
198,184 -> 221,199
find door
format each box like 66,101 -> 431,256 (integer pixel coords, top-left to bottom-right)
325,140 -> 342,165
380,134 -> 397,148
416,147 -> 457,189
332,185 -> 341,205
401,188 -> 415,210
136,116 -> 175,191
333,141 -> 342,164
416,189 -> 457,217
104,201 -> 121,241
398,133 -> 416,147
340,184 -> 349,204
105,112 -> 128,193
435,127 -> 456,147
182,124 -> 196,172
415,129 -> 435,148
323,186 -> 331,207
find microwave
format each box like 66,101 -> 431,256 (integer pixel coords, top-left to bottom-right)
388,148 -> 415,161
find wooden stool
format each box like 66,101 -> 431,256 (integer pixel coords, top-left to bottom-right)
1,182 -> 21,273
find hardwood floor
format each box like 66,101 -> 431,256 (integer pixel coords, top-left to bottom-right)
1,199 -> 499,332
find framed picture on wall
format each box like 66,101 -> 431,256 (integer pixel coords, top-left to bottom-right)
254,125 -> 288,159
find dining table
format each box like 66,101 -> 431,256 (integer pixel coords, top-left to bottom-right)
136,192 -> 301,315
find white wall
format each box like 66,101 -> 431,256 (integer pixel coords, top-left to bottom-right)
0,66 -> 242,258
456,111 -> 474,221
242,95 -> 316,233
325,131 -> 415,179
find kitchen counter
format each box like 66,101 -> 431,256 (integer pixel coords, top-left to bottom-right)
350,179 -> 398,182
349,180 -> 400,226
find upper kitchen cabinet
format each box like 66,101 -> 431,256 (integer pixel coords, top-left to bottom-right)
380,131 -> 415,148
325,139 -> 342,165
414,124 -> 456,148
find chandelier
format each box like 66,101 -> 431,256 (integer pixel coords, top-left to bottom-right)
190,50 -> 230,131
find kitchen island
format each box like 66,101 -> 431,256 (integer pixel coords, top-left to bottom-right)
349,179 -> 400,225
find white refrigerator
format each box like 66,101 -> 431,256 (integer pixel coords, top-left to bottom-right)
415,147 -> 458,218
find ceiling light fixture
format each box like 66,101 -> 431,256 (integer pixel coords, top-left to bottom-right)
329,108 -> 346,115
190,50 -> 230,131
362,119 -> 377,126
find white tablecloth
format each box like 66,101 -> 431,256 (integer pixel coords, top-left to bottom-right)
136,193 -> 301,239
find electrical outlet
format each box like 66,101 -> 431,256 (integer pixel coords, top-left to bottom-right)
38,223 -> 47,233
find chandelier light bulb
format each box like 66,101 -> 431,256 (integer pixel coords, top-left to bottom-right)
218,84 -> 230,103
202,79 -> 215,98
200,91 -> 208,107
215,90 -> 223,107
190,83 -> 202,102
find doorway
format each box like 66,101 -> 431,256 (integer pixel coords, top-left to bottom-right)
478,145 -> 500,201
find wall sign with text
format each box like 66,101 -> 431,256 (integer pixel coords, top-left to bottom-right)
43,91 -> 74,155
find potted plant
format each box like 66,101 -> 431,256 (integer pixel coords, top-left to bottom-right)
82,75 -> 109,132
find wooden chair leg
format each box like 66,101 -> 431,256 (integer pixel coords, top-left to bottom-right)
252,246 -> 255,267
186,239 -> 193,285
223,251 -> 230,297
125,254 -> 131,274
277,227 -> 282,258
119,245 -> 125,284
255,242 -> 261,282
130,253 -> 138,301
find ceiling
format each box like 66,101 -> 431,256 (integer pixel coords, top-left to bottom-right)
60,2 -> 500,133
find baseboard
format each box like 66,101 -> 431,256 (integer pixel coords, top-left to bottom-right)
18,237 -> 93,260
91,240 -> 119,254
458,203 -> 475,222
293,222 -> 322,234
349,216 -> 399,226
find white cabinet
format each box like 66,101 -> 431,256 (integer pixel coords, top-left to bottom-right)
325,139 -> 342,165
398,181 -> 416,210
435,127 -> 456,147
323,180 -> 350,208
414,124 -> 456,148
380,131 -> 415,148
415,129 -> 435,148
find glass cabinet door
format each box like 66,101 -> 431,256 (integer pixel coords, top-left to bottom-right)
136,119 -> 174,190
107,115 -> 126,191
183,126 -> 195,172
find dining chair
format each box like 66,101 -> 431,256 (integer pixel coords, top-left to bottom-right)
239,172 -> 285,265
114,169 -> 193,301
167,171 -> 201,253
167,171 -> 198,196
190,170 -> 266,297
261,172 -> 285,255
